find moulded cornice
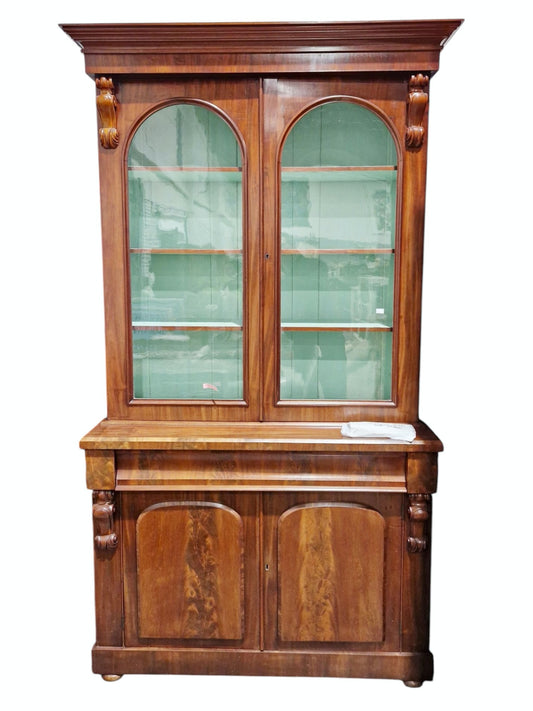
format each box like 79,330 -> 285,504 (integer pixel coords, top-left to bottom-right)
61,20 -> 463,76
61,20 -> 462,54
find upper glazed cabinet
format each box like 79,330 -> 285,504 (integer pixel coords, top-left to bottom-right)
62,20 -> 461,424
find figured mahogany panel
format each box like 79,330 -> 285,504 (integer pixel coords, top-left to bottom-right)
278,502 -> 385,643
116,449 -> 406,492
85,449 -> 115,489
136,501 -> 244,640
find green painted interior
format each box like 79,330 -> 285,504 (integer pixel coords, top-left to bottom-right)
128,104 -> 243,400
127,100 -> 397,403
280,100 -> 397,401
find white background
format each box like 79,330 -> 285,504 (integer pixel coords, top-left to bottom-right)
2,0 -> 531,708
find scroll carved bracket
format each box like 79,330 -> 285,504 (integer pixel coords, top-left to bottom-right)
96,77 -> 119,149
406,74 -> 429,150
407,493 -> 430,553
93,490 -> 118,552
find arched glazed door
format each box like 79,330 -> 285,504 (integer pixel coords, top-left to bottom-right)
127,103 -> 245,402
262,79 -> 407,422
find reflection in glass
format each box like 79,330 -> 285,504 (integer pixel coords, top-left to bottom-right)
133,330 -> 242,400
128,104 -> 243,400
281,101 -> 397,401
281,330 -> 392,401
281,253 -> 393,327
281,171 -> 396,250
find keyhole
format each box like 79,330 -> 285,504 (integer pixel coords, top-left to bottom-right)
264,563 -> 270,571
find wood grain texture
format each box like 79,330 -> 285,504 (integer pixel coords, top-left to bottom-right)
406,452 -> 438,493
95,77 -> 119,148
93,491 -> 123,647
278,503 -> 385,642
80,419 -> 443,452
93,490 -> 118,551
263,492 -> 403,652
61,20 -> 462,77
122,492 -> 260,649
116,450 -> 407,492
92,646 -> 433,681
405,75 -> 429,150
136,502 -> 244,640
85,450 -> 115,489
402,493 -> 432,653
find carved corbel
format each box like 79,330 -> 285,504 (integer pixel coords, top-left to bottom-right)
93,490 -> 118,551
406,74 -> 429,150
95,77 -> 119,149
407,493 -> 430,553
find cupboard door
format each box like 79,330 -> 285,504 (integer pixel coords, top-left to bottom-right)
123,492 -> 259,647
264,493 -> 402,649
136,502 -> 242,639
279,503 -> 384,642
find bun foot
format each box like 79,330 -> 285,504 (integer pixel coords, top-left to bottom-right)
404,680 -> 423,688
102,674 -> 122,682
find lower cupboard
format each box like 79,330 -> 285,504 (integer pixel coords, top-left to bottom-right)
92,489 -> 433,684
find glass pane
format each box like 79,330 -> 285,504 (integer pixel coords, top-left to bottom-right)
131,253 -> 242,325
282,101 -> 396,167
133,330 -> 242,400
128,171 -> 242,251
281,330 -> 392,401
129,104 -> 241,169
281,101 -> 397,402
128,104 -> 243,400
281,171 -> 396,250
281,253 -> 393,327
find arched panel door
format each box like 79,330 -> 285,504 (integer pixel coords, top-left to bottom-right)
277,502 -> 386,643
135,501 -> 244,641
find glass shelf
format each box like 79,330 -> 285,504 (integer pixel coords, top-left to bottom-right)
128,167 -> 242,182
281,167 -> 396,182
281,174 -> 396,251
131,248 -> 242,254
280,329 -> 392,401
282,323 -> 392,331
281,252 -> 394,328
133,322 -> 242,330
281,249 -> 393,254
133,329 -> 242,400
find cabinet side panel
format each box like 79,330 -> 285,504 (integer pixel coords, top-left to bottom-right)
136,502 -> 244,640
402,494 -> 432,652
93,491 -> 123,647
278,503 -> 385,642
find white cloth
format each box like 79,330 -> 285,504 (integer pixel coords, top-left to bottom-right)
340,421 -> 416,442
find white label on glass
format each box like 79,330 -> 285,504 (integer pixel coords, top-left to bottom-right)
376,308 -> 385,314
